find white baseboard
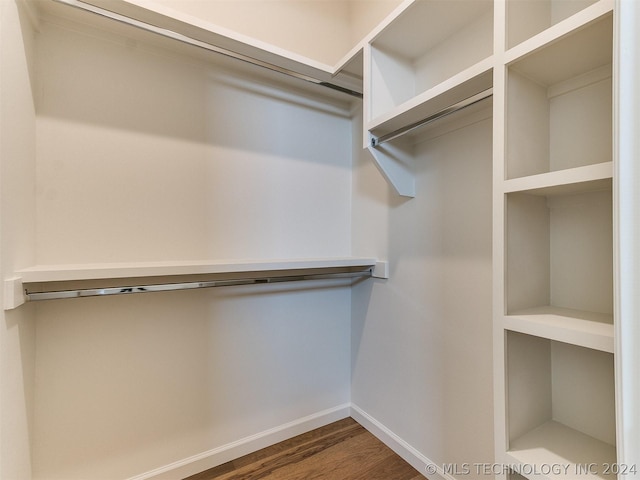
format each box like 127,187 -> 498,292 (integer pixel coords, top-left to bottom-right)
127,403 -> 457,480
349,403 -> 456,480
126,403 -> 351,480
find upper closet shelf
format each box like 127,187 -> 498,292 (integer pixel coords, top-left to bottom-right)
367,0 -> 493,122
505,0 -> 614,66
40,0 -> 363,99
368,58 -> 493,143
363,0 -> 494,198
5,258 -> 388,309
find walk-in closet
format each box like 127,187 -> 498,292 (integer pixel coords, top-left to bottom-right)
1,0 -> 638,479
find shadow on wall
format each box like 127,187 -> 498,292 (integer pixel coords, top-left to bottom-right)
35,18 -> 353,164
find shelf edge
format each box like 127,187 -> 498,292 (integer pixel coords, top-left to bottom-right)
503,162 -> 613,195
15,257 -> 378,284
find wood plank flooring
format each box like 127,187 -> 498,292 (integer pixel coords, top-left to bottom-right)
184,417 -> 423,480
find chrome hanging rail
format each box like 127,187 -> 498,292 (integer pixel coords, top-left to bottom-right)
52,0 -> 363,98
370,88 -> 493,147
24,269 -> 373,302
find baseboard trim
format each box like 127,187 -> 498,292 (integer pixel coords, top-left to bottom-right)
349,403 -> 455,480
126,403 -> 351,480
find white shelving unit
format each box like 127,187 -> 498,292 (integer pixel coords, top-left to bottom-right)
361,0 -> 494,198
506,10 -> 613,179
505,332 -> 617,480
495,1 -> 618,478
367,0 -> 493,123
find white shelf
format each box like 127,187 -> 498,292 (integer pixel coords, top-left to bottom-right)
506,188 -> 613,317
507,421 -> 616,480
15,257 -> 378,283
39,0 -> 363,100
368,0 -> 493,121
507,13 -> 613,89
368,57 -> 493,139
504,306 -> 614,353
505,0 -> 613,64
505,13 -> 613,180
503,163 -> 612,196
4,257 -> 386,309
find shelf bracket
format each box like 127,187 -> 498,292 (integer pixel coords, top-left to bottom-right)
4,277 -> 26,310
367,137 -> 415,198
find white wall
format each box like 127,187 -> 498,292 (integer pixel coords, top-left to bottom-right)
0,0 -> 38,479
615,0 -> 640,473
351,114 -> 495,478
29,14 -> 354,480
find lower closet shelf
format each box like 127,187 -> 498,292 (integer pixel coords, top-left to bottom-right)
506,421 -> 617,480
5,257 -> 385,309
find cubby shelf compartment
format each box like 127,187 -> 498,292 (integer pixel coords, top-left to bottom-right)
506,0 -> 611,52
506,181 -> 613,324
368,0 -> 493,122
506,332 -> 617,480
506,11 -> 613,180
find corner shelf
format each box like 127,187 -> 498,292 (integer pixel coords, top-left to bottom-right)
363,0 -> 494,198
367,57 -> 493,139
368,0 -> 493,121
506,11 -> 613,180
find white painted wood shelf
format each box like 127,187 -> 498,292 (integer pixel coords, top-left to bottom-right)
507,421 -> 617,480
503,162 -> 612,196
505,0 -> 614,65
367,57 -> 493,139
504,306 -> 614,353
495,1 -> 618,478
363,0 -> 494,198
14,257 -> 379,283
5,258 -> 387,310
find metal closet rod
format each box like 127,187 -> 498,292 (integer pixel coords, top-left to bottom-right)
53,0 -> 363,99
370,88 -> 493,147
25,269 -> 373,302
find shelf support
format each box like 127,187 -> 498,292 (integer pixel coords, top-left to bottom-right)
4,277 -> 26,310
367,138 -> 415,198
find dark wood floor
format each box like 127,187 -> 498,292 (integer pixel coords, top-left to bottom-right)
184,417 -> 423,480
